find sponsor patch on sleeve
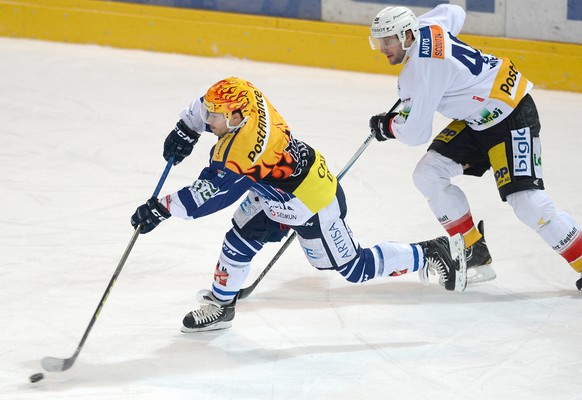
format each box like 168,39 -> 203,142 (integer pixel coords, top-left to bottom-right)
190,179 -> 219,206
419,25 -> 445,59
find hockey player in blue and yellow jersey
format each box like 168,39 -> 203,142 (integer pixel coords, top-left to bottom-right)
131,77 -> 461,332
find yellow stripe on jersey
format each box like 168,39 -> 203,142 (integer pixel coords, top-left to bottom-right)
489,142 -> 511,188
292,151 -> 337,213
489,58 -> 532,108
571,257 -> 582,273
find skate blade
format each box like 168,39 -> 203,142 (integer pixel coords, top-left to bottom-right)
467,263 -> 497,284
449,234 -> 467,292
180,321 -> 233,333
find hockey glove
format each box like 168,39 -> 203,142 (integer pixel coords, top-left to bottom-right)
163,120 -> 201,165
369,112 -> 398,141
131,197 -> 171,234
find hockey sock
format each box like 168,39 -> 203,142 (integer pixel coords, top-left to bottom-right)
371,242 -> 424,278
441,211 -> 482,247
539,217 -> 582,272
212,228 -> 263,302
508,190 -> 582,272
336,243 -> 424,283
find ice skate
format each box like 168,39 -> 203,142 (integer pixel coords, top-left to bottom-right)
419,235 -> 466,291
466,221 -> 496,284
576,274 -> 582,291
181,289 -> 236,333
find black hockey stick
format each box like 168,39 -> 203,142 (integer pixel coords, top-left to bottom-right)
41,156 -> 175,372
237,99 -> 402,300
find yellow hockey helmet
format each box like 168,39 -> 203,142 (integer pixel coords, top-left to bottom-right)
202,77 -> 255,128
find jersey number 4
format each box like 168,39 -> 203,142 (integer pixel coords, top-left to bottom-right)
448,33 -> 485,76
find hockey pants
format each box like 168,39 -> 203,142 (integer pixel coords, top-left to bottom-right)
209,187 -> 427,303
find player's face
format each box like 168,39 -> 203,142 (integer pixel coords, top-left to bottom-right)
379,35 -> 406,65
205,112 -> 229,136
204,111 -> 245,137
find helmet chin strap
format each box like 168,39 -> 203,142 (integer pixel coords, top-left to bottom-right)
400,33 -> 416,51
227,116 -> 249,132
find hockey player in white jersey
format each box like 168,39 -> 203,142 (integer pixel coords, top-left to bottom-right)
368,4 -> 582,290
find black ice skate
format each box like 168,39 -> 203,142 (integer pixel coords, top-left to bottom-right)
181,289 -> 236,333
419,235 -> 467,291
466,220 -> 496,284
576,274 -> 582,291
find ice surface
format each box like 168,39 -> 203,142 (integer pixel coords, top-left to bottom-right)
1,37 -> 581,399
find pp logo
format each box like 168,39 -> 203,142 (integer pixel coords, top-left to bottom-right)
494,166 -> 510,188
435,121 -> 465,143
435,128 -> 457,144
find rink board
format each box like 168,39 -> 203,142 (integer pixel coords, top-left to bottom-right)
1,0 -> 581,92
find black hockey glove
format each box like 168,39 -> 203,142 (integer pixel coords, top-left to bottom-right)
163,120 -> 201,165
369,112 -> 398,141
131,197 -> 171,234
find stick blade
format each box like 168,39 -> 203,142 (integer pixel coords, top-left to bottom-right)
236,287 -> 253,300
42,356 -> 74,372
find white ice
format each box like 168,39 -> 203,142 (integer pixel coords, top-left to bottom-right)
2,37 -> 581,400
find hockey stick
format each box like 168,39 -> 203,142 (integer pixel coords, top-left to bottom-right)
237,100 -> 402,300
41,156 -> 175,372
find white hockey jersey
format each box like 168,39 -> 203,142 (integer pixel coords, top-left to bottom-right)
391,4 -> 533,146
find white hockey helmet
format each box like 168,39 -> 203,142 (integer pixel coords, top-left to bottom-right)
369,6 -> 419,51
